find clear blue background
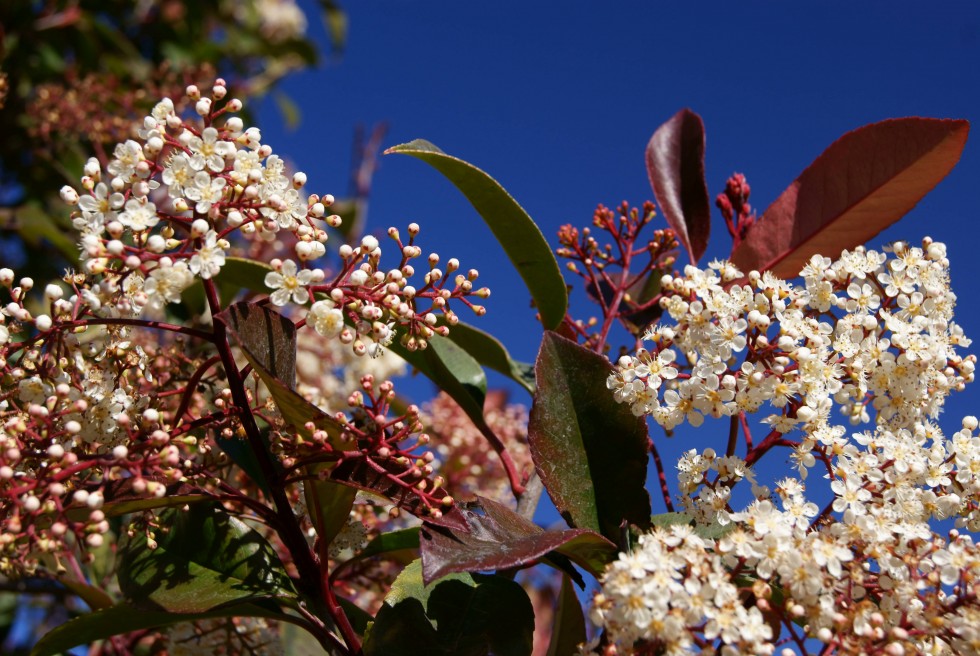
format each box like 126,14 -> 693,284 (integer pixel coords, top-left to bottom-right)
258,2 -> 980,521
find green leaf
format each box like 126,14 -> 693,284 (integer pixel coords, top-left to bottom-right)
66,478 -> 212,521
217,302 -> 346,447
118,505 -> 295,613
16,202 -> 78,262
386,139 -> 567,329
650,511 -> 734,540
99,494 -> 212,518
546,575 -> 587,656
528,332 -> 651,542
304,475 -> 357,546
282,622 -> 329,656
650,511 -> 695,529
30,602 -> 304,656
389,335 -> 496,450
337,597 -> 373,637
364,560 -> 534,656
444,321 -> 535,395
57,577 -> 115,611
214,430 -> 278,496
357,527 -> 421,561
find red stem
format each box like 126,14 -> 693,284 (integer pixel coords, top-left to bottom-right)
648,437 -> 674,512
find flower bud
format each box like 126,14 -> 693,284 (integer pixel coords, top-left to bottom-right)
60,185 -> 79,205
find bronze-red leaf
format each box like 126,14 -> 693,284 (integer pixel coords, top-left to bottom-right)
730,117 -> 969,278
646,108 -> 711,264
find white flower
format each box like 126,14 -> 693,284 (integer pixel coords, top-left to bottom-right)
75,183 -> 124,234
187,127 -> 231,172
107,139 -> 144,179
162,153 -> 196,197
143,261 -> 193,310
265,259 -> 314,306
260,188 -> 306,230
307,300 -> 344,338
189,231 -> 226,279
117,198 -> 159,232
184,171 -> 228,214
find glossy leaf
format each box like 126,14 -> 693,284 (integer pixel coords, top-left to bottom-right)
730,117 -> 969,278
356,527 -> 421,561
386,139 -> 567,329
646,109 -> 711,264
214,301 -> 299,490
304,474 -> 358,546
364,560 -> 534,656
281,622 -> 332,656
31,602 -> 305,656
420,497 -> 618,584
546,575 -> 587,656
98,494 -> 211,518
221,305 -> 466,529
528,332 -> 651,542
213,429 -> 278,496
444,321 -> 536,395
118,505 -> 295,613
338,597 -> 373,637
57,577 -> 114,611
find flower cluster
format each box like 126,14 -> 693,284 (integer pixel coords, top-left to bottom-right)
592,240 -> 980,655
59,80 -> 488,356
593,417 -> 980,655
589,525 -> 774,655
608,239 -> 973,438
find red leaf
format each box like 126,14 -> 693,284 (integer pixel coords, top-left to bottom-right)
419,497 -> 617,585
646,109 -> 711,264
730,117 -> 969,278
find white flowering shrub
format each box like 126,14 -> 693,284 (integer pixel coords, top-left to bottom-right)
0,67 -> 976,656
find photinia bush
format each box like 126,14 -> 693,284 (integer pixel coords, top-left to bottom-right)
0,41 -> 977,656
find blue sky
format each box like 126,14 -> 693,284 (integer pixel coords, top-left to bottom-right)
258,2 -> 980,519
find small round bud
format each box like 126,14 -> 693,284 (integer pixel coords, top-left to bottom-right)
44,284 -> 63,301
190,218 -> 210,238
60,185 -> 79,205
195,98 -> 212,116
361,235 -> 379,252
